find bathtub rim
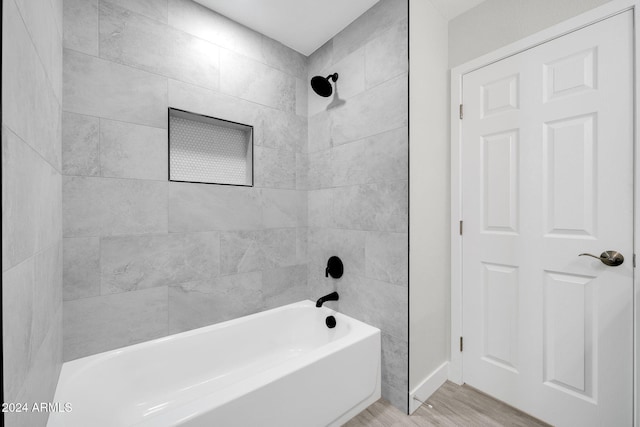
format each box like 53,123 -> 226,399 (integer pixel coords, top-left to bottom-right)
61,299 -> 378,372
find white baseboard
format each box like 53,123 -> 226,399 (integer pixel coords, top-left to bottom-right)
408,361 -> 449,414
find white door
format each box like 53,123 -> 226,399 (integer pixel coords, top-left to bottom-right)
461,11 -> 633,427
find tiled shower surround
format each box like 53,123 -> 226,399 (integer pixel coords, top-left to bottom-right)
62,0 -> 408,411
2,0 -> 64,425
62,0 -> 308,359
305,0 -> 409,410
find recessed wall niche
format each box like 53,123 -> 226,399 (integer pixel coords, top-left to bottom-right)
168,108 -> 253,186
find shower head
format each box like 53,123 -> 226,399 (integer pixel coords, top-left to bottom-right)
310,73 -> 339,97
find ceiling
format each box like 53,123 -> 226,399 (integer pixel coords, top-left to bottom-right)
194,0 -> 486,57
194,0 -> 380,56
428,0 -> 486,20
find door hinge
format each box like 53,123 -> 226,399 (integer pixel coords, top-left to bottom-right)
634,253 -> 636,268
459,104 -> 464,120
460,336 -> 464,352
459,220 -> 463,236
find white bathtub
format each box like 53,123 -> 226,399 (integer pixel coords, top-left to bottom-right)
47,300 -> 381,427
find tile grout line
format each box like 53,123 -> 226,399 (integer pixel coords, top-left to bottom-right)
306,124 -> 408,155
3,123 -> 62,180
63,47 -> 305,127
11,0 -> 63,107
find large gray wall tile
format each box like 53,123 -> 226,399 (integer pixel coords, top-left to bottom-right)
339,275 -> 407,341
107,0 -> 168,22
101,232 -> 220,294
3,0 -> 62,170
63,287 -> 168,360
331,126 -> 408,187
262,264 -> 308,309
330,73 -> 407,146
100,119 -> 167,180
51,0 -> 64,34
257,107 -> 307,153
365,232 -> 408,286
254,146 -> 296,189
2,258 -> 35,401
63,237 -> 100,300
32,242 -> 64,354
62,112 -> 99,176
261,36 -> 307,80
99,2 -> 219,90
306,149 -> 332,190
168,272 -> 262,334
262,189 -> 306,229
168,0 -> 263,63
382,380 -> 408,414
295,78 -> 308,118
63,0 -> 98,56
261,228 -> 298,270
63,49 -> 167,128
307,111 -> 332,153
333,181 -> 408,232
381,333 -> 408,402
2,127 -> 62,271
220,49 -> 296,113
220,228 -> 296,275
5,307 -> 63,427
14,0 -> 63,101
307,189 -> 333,228
168,183 -> 262,232
3,241 -> 63,403
332,0 -> 407,63
63,176 -> 168,237
365,19 -> 408,89
297,227 -> 308,264
219,231 -> 262,275
295,153 -> 309,190
168,79 -> 260,127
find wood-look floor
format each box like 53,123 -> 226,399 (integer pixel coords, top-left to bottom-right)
344,381 -> 552,427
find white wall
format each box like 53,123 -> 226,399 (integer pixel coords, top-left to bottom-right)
449,0 -> 613,67
408,0 -> 449,392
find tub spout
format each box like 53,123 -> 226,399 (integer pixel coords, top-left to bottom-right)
316,291 -> 339,307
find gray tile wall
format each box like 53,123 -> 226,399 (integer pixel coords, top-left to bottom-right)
62,0 -> 308,361
2,0 -> 64,425
304,0 -> 409,412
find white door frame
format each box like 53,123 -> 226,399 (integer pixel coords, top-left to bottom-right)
450,0 -> 640,423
